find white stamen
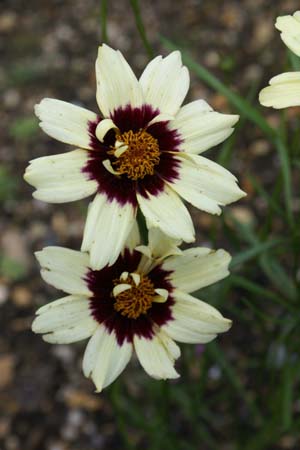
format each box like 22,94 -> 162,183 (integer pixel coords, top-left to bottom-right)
95,119 -> 118,142
115,139 -> 124,148
135,245 -> 152,259
131,273 -> 140,286
147,113 -> 174,127
102,159 -> 120,175
120,271 -> 129,281
153,288 -> 169,303
113,284 -> 132,297
114,145 -> 128,158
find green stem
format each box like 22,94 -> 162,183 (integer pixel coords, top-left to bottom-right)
100,0 -> 108,43
129,0 -> 154,58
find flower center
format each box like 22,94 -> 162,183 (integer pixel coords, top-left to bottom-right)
109,130 -> 160,180
112,272 -> 156,319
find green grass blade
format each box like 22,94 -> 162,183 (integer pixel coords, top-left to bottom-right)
208,341 -> 261,420
130,0 -> 154,58
260,253 -> 298,302
100,0 -> 108,43
274,136 -> 294,227
231,238 -> 285,267
249,174 -> 284,218
288,49 -> 300,70
230,275 -> 295,311
281,365 -> 294,431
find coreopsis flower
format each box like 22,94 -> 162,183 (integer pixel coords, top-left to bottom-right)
25,44 -> 244,270
259,11 -> 300,108
32,226 -> 232,392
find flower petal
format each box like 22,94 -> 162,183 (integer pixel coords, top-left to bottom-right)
134,330 -> 180,380
124,220 -> 141,252
259,72 -> 300,109
139,51 -> 189,116
170,100 -> 239,154
137,184 -> 194,243
42,317 -> 97,344
33,295 -> 91,333
36,247 -> 91,296
276,11 -> 300,56
162,247 -> 231,293
147,227 -> 182,259
33,295 -> 97,344
24,149 -> 97,203
169,153 -> 245,215
81,193 -> 136,270
162,290 -> 232,343
83,325 -> 132,392
35,98 -> 98,149
96,44 -> 143,118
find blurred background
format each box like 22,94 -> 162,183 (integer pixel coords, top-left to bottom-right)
1,0 -> 300,449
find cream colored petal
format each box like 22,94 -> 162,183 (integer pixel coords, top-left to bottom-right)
171,100 -> 239,154
33,295 -> 91,333
36,247 -> 91,296
169,153 -> 245,215
276,12 -> 300,56
137,184 -> 195,244
162,290 -> 231,343
162,247 -> 231,293
147,227 -> 182,259
259,72 -> 300,109
134,330 -> 180,380
82,325 -> 132,392
35,98 -> 98,149
124,220 -> 141,252
139,51 -> 189,116
81,193 -> 136,270
24,149 -> 97,203
96,44 -> 143,118
42,317 -> 97,344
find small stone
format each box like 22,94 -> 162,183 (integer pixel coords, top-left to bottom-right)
10,317 -> 32,332
0,418 -> 10,438
51,212 -> 68,239
3,89 -> 20,109
204,51 -> 220,68
63,388 -> 103,411
0,12 -> 17,32
0,283 -> 9,305
52,345 -> 75,364
1,229 -> 30,273
230,206 -> 255,226
249,139 -> 271,156
0,355 -> 15,388
5,436 -> 19,450
12,285 -> 32,307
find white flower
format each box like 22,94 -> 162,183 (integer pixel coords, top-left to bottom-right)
259,11 -> 300,108
25,44 -> 244,270
32,226 -> 232,392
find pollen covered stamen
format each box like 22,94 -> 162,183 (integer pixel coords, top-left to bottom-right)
109,129 -> 160,180
112,273 -> 158,319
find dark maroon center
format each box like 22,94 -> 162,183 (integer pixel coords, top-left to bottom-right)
82,104 -> 182,206
85,248 -> 174,345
